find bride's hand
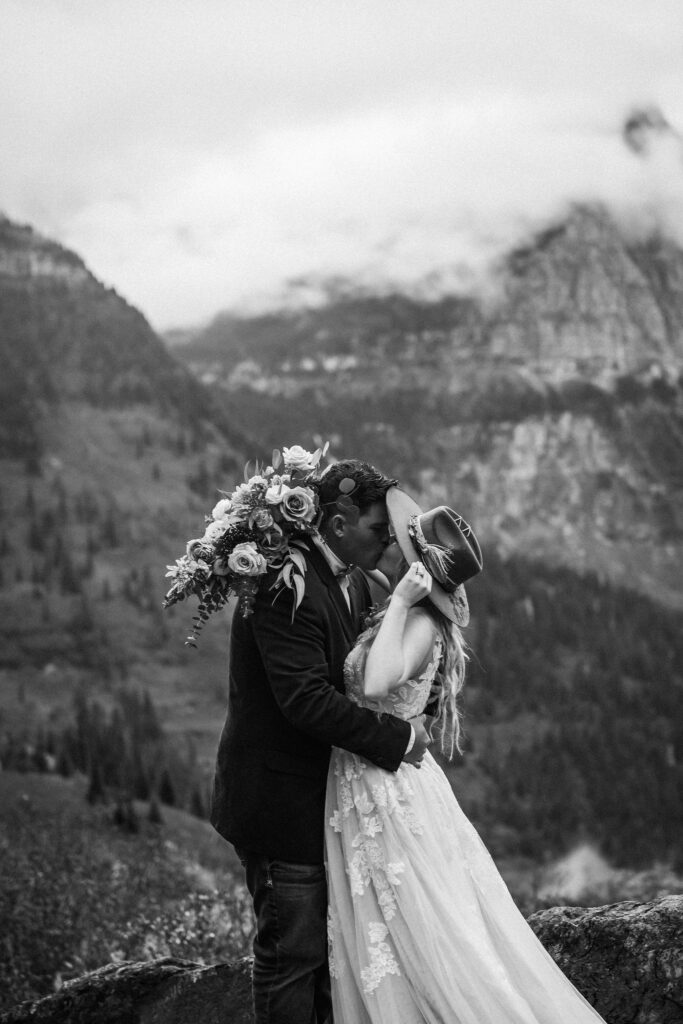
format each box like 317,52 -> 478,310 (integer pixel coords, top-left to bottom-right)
391,561 -> 432,608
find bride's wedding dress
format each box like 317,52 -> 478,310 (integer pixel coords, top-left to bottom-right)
325,631 -> 606,1024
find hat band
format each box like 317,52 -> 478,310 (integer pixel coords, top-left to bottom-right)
408,515 -> 459,594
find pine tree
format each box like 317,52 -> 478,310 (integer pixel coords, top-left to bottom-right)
158,767 -> 176,807
56,745 -> 74,778
148,793 -> 164,825
101,507 -> 119,548
86,758 -> 107,805
59,551 -> 81,594
190,785 -> 206,819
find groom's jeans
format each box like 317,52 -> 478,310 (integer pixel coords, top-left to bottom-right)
236,848 -> 332,1024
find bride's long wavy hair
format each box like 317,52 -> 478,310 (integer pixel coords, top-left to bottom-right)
361,565 -> 468,759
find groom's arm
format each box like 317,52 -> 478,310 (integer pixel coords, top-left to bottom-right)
251,585 -> 411,772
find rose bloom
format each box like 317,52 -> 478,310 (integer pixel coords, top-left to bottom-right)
281,486 -> 317,523
282,445 -> 316,472
258,525 -> 289,562
265,484 -> 288,507
187,538 -> 214,561
212,498 -> 233,520
227,542 -> 267,577
212,555 -> 231,576
249,507 -> 274,530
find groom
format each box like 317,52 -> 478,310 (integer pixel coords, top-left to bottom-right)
211,459 -> 431,1024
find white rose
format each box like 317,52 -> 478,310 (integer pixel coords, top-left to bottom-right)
265,484 -> 289,507
227,542 -> 267,577
282,445 -> 316,472
212,498 -> 232,520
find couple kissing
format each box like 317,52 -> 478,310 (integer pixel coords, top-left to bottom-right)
168,449 -> 606,1024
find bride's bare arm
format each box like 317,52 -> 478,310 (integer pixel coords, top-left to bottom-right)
364,562 -> 436,698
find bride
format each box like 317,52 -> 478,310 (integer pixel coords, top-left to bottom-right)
325,486 -> 606,1024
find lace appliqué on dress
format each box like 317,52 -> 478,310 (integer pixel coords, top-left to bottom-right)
327,905 -> 345,980
360,922 -> 401,995
329,758 -> 424,921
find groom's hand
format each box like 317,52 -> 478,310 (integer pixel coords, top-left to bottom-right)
402,715 -> 432,766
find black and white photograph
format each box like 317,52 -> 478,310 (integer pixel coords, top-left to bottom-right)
1,2 -> 682,1021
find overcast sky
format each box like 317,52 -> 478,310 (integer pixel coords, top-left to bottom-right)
3,0 -> 683,329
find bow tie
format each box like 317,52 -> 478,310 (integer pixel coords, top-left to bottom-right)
335,566 -> 353,580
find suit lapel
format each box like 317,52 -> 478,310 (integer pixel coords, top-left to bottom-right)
303,541 -> 356,646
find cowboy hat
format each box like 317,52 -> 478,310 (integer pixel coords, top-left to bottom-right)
385,487 -> 483,626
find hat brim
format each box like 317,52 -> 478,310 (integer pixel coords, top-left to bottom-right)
385,487 -> 470,626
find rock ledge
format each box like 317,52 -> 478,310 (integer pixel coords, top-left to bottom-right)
2,896 -> 682,1024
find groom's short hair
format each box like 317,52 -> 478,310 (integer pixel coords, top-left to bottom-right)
317,460 -> 398,527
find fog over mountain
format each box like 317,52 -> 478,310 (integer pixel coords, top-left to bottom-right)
3,0 -> 683,327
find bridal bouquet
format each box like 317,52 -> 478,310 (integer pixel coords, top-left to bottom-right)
164,443 -> 328,645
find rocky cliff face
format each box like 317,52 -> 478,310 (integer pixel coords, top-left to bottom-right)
489,206 -> 683,380
175,204 -> 683,610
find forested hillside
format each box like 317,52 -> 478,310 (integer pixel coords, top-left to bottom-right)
1,207 -> 682,901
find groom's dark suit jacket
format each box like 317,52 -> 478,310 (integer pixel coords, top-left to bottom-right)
210,540 -> 411,864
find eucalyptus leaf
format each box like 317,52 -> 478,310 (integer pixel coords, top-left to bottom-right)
289,549 -> 306,574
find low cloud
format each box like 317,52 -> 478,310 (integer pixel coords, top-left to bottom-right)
2,0 -> 683,327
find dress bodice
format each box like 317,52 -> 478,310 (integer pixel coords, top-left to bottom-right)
343,628 -> 443,721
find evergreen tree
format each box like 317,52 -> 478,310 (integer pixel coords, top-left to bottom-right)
59,551 -> 81,594
56,745 -> 74,778
148,793 -> 164,825
101,507 -> 119,548
86,759 -> 107,805
190,785 -> 206,819
158,767 -> 176,806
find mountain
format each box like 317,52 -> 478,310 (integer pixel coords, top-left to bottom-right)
0,214 -> 251,786
175,204 -> 683,609
0,215 -> 254,460
172,202 -> 683,870
1,207 -> 682,887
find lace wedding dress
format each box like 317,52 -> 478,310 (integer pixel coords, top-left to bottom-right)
325,631 -> 606,1024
